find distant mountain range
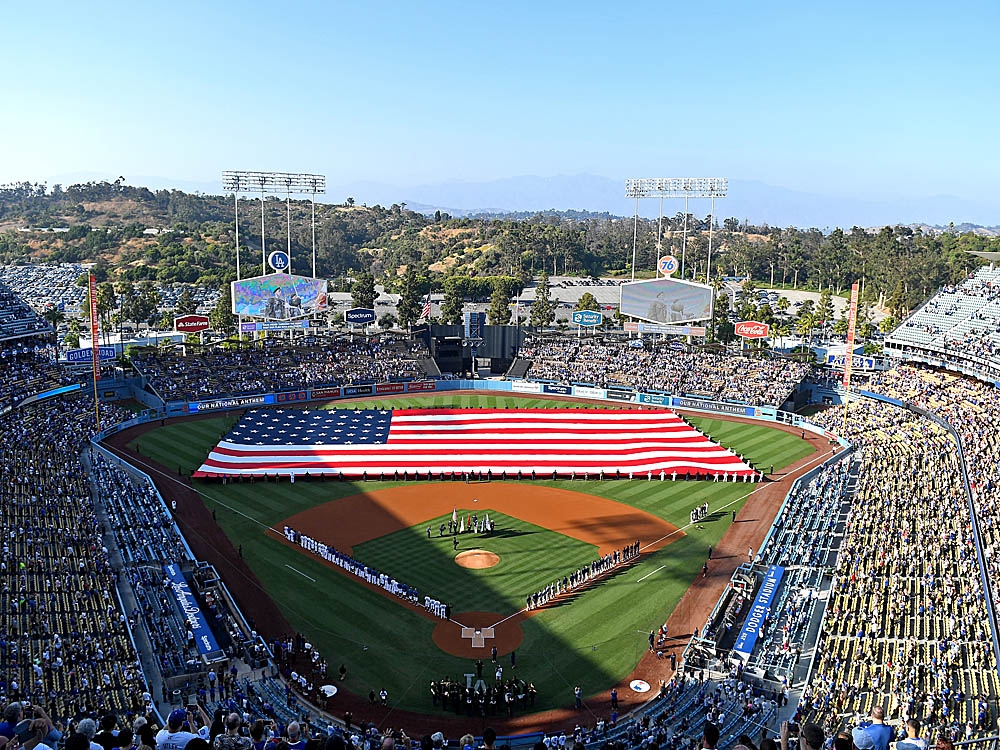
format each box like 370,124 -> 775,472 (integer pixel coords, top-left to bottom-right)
42,171 -> 999,229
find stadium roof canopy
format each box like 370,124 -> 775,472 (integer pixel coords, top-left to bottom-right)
967,251 -> 1000,262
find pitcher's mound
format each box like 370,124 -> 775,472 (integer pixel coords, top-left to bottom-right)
455,549 -> 500,569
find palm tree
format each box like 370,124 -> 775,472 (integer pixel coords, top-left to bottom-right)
795,312 -> 816,347
776,296 -> 790,323
774,323 -> 792,352
42,307 -> 66,359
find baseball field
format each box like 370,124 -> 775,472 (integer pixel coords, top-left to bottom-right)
127,393 -> 814,717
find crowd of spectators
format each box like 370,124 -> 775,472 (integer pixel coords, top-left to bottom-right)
517,336 -> 810,407
797,396 -> 998,741
868,365 -> 1000,679
91,454 -> 204,678
0,282 -> 55,339
0,394 -> 149,726
133,338 -> 431,402
738,457 -> 856,687
0,338 -> 75,411
886,265 -> 1000,381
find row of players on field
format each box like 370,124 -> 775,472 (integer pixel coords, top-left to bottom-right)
525,541 -> 641,610
283,526 -> 453,619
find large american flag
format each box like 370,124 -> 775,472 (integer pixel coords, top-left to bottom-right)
193,407 -> 756,478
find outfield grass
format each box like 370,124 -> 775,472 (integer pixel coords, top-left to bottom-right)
129,395 -> 814,713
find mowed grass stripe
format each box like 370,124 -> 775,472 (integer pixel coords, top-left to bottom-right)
130,392 -> 815,713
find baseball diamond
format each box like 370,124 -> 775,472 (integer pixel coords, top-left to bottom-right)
119,392 -> 822,725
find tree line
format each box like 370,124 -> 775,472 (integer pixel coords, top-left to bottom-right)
2,181 -> 998,324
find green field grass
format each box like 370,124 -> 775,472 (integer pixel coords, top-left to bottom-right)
129,395 -> 814,714
355,511 -> 598,613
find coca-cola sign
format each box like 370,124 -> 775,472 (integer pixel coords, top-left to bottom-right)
735,321 -> 769,339
174,314 -> 210,333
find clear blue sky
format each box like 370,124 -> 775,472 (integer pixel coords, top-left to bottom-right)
2,0 -> 998,201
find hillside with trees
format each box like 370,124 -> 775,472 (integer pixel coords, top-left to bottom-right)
1,180 -> 998,321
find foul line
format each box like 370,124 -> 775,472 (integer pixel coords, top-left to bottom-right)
285,564 -> 316,582
637,565 -> 666,583
483,444 -> 838,631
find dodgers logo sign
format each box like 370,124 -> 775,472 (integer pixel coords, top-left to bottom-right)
267,250 -> 290,272
657,255 -> 678,276
571,310 -> 603,327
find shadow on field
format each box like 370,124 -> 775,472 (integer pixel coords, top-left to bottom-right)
488,528 -> 536,539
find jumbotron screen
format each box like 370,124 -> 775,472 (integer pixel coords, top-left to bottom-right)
231,272 -> 328,320
619,277 -> 713,324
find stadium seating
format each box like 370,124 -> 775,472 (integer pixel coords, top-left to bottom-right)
886,265 -> 1000,381
801,397 -> 999,740
0,394 -> 146,722
132,336 -> 433,402
517,335 -> 810,407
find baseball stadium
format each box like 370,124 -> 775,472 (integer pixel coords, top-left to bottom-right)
4,241 -> 1000,750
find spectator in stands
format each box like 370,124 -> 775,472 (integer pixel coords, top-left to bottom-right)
896,720 -> 928,750
156,708 -> 209,750
78,720 -> 103,750
702,721 -> 720,750
95,716 -> 120,750
213,715 -> 250,750
0,704 -> 23,740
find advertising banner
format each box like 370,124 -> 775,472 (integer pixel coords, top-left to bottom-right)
733,565 -> 785,657
571,310 -> 603,327
512,381 -> 542,394
345,308 -> 377,325
67,346 -> 116,363
231,273 -> 327,320
637,393 -> 671,406
543,384 -> 572,395
673,397 -> 755,416
310,386 -> 342,399
174,314 -> 210,333
189,394 -> 274,412
572,386 -> 607,400
375,382 -> 405,395
624,321 -> 706,336
163,563 -> 222,657
735,321 -> 770,339
275,391 -> 309,403
620,278 -> 713,325
240,320 -> 311,332
605,389 -> 635,402
406,381 -> 437,392
344,385 -> 373,396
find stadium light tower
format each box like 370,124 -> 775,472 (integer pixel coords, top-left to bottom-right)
625,178 -> 727,281
223,171 -> 327,278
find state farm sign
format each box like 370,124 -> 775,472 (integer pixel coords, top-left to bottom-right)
735,321 -> 769,339
174,314 -> 210,333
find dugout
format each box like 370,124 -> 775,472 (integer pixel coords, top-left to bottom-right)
413,324 -> 526,375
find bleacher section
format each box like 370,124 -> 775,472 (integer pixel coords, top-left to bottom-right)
517,335 -> 810,407
0,280 -> 53,340
743,458 -> 857,685
0,395 -> 148,722
803,399 -> 999,738
886,265 -> 1000,382
133,336 -> 432,402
